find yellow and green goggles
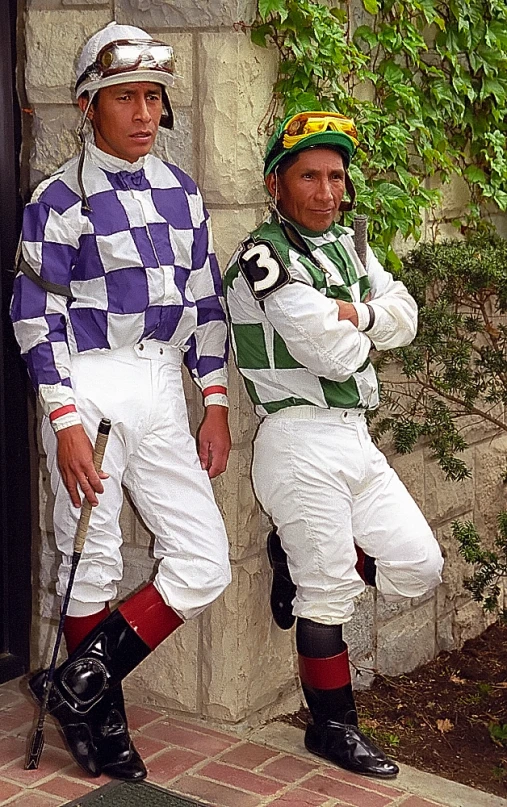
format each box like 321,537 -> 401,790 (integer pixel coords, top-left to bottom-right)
264,111 -> 358,177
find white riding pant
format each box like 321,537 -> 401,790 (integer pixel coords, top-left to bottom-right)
252,406 -> 443,625
42,341 -> 231,621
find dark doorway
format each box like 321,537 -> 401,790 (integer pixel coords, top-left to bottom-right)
0,0 -> 31,682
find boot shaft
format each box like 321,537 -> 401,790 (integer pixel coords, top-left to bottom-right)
50,583 -> 182,715
299,646 -> 358,727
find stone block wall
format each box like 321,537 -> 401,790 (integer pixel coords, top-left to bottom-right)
22,0 -> 503,726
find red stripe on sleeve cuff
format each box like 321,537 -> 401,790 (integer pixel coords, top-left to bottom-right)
49,405 -> 77,422
203,386 -> 227,397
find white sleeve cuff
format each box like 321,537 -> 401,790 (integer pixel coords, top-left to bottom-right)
52,412 -> 83,432
352,302 -> 372,331
204,394 -> 229,408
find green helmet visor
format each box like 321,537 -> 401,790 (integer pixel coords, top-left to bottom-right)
264,111 -> 358,177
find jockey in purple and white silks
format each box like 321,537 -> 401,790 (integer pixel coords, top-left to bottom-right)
11,22 -> 231,783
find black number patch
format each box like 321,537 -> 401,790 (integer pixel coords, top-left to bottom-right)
238,240 -> 290,301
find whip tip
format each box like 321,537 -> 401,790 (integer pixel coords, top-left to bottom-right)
25,728 -> 44,770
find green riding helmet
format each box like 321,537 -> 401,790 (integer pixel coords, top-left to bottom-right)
264,110 -> 359,210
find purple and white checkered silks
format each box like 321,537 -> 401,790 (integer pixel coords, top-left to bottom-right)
10,143 -> 228,420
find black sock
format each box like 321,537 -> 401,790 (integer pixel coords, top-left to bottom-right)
296,618 -> 346,658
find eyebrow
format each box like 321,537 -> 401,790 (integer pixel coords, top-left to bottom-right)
115,85 -> 162,94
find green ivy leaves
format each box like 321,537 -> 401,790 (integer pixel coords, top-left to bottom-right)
252,0 -> 507,267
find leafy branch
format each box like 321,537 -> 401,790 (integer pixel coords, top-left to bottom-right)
453,515 -> 507,620
370,233 -> 507,480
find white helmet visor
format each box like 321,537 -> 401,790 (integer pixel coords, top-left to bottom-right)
76,39 -> 175,94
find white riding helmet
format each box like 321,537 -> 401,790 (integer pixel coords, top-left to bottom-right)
75,22 -> 175,129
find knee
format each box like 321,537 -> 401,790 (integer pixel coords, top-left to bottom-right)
416,535 -> 444,593
377,533 -> 443,600
190,557 -> 232,606
210,560 -> 232,600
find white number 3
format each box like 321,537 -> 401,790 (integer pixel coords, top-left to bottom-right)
242,243 -> 281,293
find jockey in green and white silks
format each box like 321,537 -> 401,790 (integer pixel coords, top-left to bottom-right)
223,110 -> 443,781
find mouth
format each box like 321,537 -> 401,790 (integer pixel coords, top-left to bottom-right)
130,132 -> 153,142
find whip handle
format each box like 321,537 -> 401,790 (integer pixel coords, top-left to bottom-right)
73,418 -> 111,554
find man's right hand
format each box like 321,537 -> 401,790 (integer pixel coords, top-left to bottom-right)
56,424 -> 108,508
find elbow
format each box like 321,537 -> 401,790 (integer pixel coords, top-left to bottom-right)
403,316 -> 418,345
305,353 -> 370,383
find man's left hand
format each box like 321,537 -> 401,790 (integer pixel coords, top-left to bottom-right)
197,405 -> 231,478
335,299 -> 359,327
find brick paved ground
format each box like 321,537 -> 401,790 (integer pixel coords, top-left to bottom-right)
0,677 -> 474,807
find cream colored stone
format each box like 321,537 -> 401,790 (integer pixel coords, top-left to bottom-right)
453,599 -> 497,648
375,590 -> 416,624
435,609 -> 456,652
39,545 -> 59,621
26,10 -> 112,104
116,0 -> 257,29
156,33 -> 193,108
152,107 -> 194,177
436,521 -> 476,611
209,447 -> 238,543
131,500 -> 154,549
201,555 -> 296,722
198,33 -> 277,204
31,106 -> 80,179
63,0 -> 109,5
118,493 -> 135,544
209,207 -> 261,274
473,434 -> 507,539
428,172 -> 471,221
115,546 -> 158,602
30,0 -> 109,6
459,404 -> 506,446
377,600 -> 436,676
236,447 -> 262,547
424,448 -> 474,523
390,449 -> 426,513
212,445 -> 262,561
28,0 -> 76,7
344,587 -> 375,661
350,652 -> 376,690
33,618 -> 66,669
124,616 -> 199,712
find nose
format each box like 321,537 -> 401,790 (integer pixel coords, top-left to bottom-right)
315,179 -> 334,202
134,98 -> 151,123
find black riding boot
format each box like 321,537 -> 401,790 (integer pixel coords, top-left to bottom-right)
93,684 -> 147,781
267,529 -> 297,630
29,583 -> 182,778
297,619 -> 398,779
267,530 -> 377,630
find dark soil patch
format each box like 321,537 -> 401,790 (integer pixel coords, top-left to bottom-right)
280,621 -> 507,797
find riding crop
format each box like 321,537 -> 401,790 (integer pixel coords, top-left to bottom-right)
25,417 -> 111,770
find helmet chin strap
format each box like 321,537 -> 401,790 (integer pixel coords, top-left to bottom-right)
76,94 -> 95,213
270,167 -> 287,223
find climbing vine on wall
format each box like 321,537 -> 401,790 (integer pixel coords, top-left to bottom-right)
251,0 -> 507,267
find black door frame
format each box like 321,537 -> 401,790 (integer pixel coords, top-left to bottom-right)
0,0 -> 32,682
